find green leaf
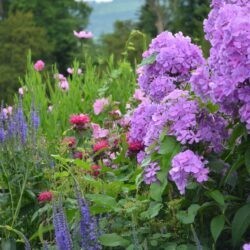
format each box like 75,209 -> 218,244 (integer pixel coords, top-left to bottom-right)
232,203 -> 250,247
245,148 -> 250,174
158,136 -> 180,156
210,215 -> 225,243
99,233 -> 129,247
138,53 -> 157,67
228,123 -> 246,147
176,204 -> 200,224
150,182 -> 167,202
207,190 -> 225,208
141,202 -> 163,219
86,194 -> 118,212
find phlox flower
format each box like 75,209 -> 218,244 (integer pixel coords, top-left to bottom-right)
73,30 -> 93,39
91,123 -> 109,139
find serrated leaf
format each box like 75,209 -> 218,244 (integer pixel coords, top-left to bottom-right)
99,233 -> 129,247
232,203 -> 250,247
210,215 -> 225,243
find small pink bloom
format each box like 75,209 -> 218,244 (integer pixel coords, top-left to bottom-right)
70,114 -> 90,130
91,165 -> 101,177
34,60 -> 45,71
67,68 -> 82,75
128,140 -> 144,152
62,137 -> 76,148
2,106 -> 13,119
73,151 -> 83,159
133,89 -> 146,102
59,79 -> 69,91
109,109 -> 121,119
93,98 -> 109,115
18,87 -> 24,96
91,123 -> 109,139
38,191 -> 52,203
93,139 -> 109,152
73,30 -> 93,39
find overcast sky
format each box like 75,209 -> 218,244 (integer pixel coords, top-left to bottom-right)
81,0 -> 113,3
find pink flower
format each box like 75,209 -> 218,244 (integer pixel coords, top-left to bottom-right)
133,89 -> 146,102
70,114 -> 90,130
128,141 -> 144,152
91,165 -> 101,177
73,151 -> 83,159
18,87 -> 24,96
59,79 -> 69,91
67,68 -> 82,75
2,106 -> 12,119
54,73 -> 69,91
62,137 -> 76,148
38,191 -> 52,203
73,30 -> 93,39
34,60 -> 45,71
91,123 -> 109,139
93,139 -> 109,152
93,98 -> 109,115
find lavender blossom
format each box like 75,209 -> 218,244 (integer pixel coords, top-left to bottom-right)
169,150 -> 209,194
31,109 -> 40,130
77,193 -> 101,250
53,201 -> 73,250
143,162 -> 160,185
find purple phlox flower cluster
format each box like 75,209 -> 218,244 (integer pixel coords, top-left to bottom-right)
128,101 -> 157,144
195,1 -> 250,131
77,193 -> 101,250
197,111 -> 228,153
169,150 -> 209,194
138,31 -> 205,100
143,162 -> 160,185
53,201 -> 73,250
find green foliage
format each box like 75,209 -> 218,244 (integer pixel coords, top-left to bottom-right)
0,12 -> 51,102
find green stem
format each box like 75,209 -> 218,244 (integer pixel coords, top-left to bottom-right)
11,169 -> 29,227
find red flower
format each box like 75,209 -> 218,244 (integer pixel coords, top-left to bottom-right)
73,151 -> 83,159
91,165 -> 101,177
62,136 -> 76,148
69,114 -> 90,130
128,141 -> 144,152
38,191 -> 53,203
93,139 -> 109,152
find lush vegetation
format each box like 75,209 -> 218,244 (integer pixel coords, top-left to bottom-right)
0,0 -> 250,250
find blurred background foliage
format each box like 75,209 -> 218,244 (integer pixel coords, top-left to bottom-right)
0,0 -> 210,103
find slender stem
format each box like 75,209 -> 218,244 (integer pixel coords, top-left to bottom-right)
11,169 -> 29,227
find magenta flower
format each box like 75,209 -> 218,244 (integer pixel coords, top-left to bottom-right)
93,98 -> 109,115
73,30 -> 93,39
18,87 -> 24,96
34,60 -> 45,71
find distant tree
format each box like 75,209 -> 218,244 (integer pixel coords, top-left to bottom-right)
137,0 -> 210,55
99,20 -> 148,66
7,0 -> 92,70
169,0 -> 210,55
0,12 -> 52,102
